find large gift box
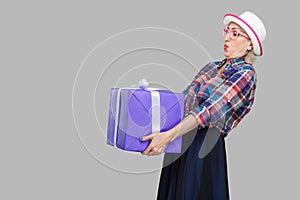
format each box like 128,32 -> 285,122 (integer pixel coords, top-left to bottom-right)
107,85 -> 184,153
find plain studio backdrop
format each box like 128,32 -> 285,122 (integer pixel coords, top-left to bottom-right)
1,1 -> 299,199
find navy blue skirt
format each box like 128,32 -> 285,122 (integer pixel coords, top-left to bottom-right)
157,127 -> 230,200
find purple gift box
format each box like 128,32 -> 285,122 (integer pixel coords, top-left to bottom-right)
107,88 -> 184,153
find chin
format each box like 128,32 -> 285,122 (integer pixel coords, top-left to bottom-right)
224,52 -> 230,58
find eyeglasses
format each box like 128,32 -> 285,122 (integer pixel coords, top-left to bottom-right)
222,28 -> 250,40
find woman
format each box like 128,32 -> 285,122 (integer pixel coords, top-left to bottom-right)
141,11 -> 267,199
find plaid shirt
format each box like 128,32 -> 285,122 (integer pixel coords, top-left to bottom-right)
183,58 -> 257,136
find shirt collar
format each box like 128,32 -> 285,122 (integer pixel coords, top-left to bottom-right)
229,58 -> 246,68
217,58 -> 246,69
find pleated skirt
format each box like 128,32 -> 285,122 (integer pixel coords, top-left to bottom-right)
157,127 -> 230,200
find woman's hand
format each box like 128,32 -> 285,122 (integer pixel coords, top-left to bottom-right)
140,114 -> 199,156
140,130 -> 174,156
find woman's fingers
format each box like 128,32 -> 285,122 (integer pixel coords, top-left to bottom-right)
142,145 -> 165,156
140,132 -> 158,141
141,145 -> 152,155
140,132 -> 168,156
141,144 -> 159,155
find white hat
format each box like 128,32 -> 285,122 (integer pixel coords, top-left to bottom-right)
223,11 -> 267,56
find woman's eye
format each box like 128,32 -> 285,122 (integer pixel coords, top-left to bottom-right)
232,31 -> 238,37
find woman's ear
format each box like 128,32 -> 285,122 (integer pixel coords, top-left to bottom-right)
247,41 -> 253,51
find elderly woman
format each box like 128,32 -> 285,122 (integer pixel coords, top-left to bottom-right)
141,11 -> 266,199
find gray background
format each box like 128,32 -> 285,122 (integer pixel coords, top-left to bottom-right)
1,0 -> 299,199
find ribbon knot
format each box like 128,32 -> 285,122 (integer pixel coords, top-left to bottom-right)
138,78 -> 149,90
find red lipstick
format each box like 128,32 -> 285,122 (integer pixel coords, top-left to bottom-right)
224,44 -> 228,50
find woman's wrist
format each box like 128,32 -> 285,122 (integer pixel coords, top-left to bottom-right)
170,115 -> 199,141
167,124 -> 181,142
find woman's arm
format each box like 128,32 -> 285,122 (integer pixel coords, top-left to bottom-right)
189,68 -> 256,132
141,67 -> 256,156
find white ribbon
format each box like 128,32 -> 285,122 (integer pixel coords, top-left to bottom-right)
113,79 -> 161,147
150,91 -> 160,133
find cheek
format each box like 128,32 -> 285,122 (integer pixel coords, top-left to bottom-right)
228,45 -> 239,54
239,40 -> 250,50
233,42 -> 248,53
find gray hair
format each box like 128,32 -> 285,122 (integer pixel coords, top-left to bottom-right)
243,49 -> 257,64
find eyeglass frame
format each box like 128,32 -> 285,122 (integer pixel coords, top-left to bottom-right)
222,28 -> 250,40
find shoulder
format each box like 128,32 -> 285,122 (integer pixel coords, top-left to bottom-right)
236,63 -> 257,83
237,63 -> 256,73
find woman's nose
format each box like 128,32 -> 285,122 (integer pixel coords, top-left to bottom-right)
224,33 -> 230,41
